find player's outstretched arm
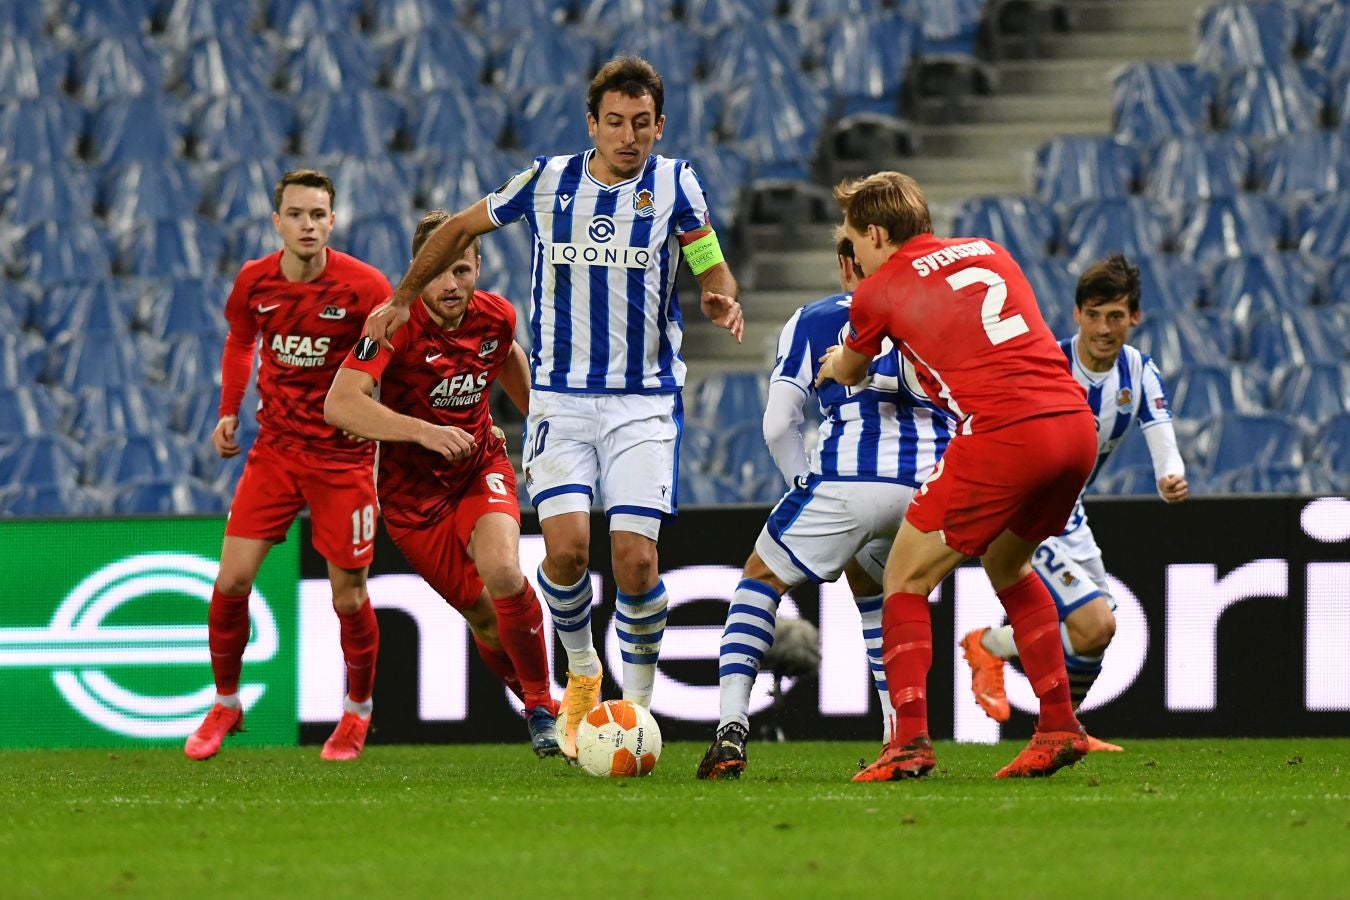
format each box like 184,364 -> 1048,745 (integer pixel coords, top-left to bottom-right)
325,368 -> 475,461
762,380 -> 810,487
697,260 -> 744,343
815,344 -> 870,387
498,341 -> 531,416
1142,420 -> 1188,503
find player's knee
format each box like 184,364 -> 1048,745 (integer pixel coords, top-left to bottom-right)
741,551 -> 774,583
613,548 -> 657,594
479,562 -> 524,600
331,588 -> 368,616
215,573 -> 253,598
1068,605 -> 1116,656
545,544 -> 589,584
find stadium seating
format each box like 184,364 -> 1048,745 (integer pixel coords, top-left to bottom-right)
1198,412 -> 1305,479
1167,363 -> 1267,427
100,160 -> 203,231
66,385 -> 167,443
1241,307 -> 1341,369
1258,131 -> 1347,197
160,0 -> 256,47
819,13 -> 919,117
606,22 -> 703,83
187,94 -> 295,164
293,90 -> 400,158
3,164 -> 97,227
1112,62 -> 1216,143
60,0 -> 157,41
1018,256 -> 1077,337
1195,1 -> 1297,70
116,217 -> 227,279
72,36 -> 163,104
14,221 -> 114,284
952,195 -> 1057,266
380,26 -> 490,96
1217,65 -> 1325,137
1295,193 -> 1350,259
1269,362 -> 1350,423
1207,253 -> 1318,332
1059,196 -> 1172,273
510,85 -> 592,157
85,432 -> 197,490
1129,312 -> 1227,376
173,36 -> 276,99
0,38 -> 69,100
719,68 -> 828,180
266,0 -> 365,39
0,434 -> 84,490
1319,413 -> 1350,481
0,385 -> 63,439
0,98 -> 83,167
281,31 -> 378,94
1144,134 -> 1252,206
1034,136 -> 1138,208
112,478 -> 226,515
687,371 -> 768,432
1173,195 -> 1285,272
1135,255 -> 1204,315
341,215 -> 412,285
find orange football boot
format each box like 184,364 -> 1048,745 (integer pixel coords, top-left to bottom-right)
853,735 -> 937,782
995,729 -> 1089,778
184,703 -> 243,760
321,711 -> 371,761
1085,733 -> 1124,752
960,628 -> 1011,722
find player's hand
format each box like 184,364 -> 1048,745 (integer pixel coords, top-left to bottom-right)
417,422 -> 476,462
490,424 -> 505,442
363,299 -> 412,350
701,292 -> 744,343
212,415 -> 241,458
1158,473 -> 1189,503
815,345 -> 841,387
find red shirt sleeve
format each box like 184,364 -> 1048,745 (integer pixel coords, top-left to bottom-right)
844,277 -> 887,358
341,324 -> 405,384
218,267 -> 259,418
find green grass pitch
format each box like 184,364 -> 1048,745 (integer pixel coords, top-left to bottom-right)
2,739 -> 1347,899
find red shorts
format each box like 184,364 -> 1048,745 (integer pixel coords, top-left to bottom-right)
906,409 -> 1097,557
383,455 -> 521,611
225,440 -> 378,570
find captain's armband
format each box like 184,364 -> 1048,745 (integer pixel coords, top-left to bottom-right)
681,231 -> 725,275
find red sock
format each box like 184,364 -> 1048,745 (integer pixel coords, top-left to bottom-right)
492,582 -> 556,713
474,636 -> 524,702
208,587 -> 250,696
998,571 -> 1079,733
881,591 -> 932,746
337,600 -> 379,705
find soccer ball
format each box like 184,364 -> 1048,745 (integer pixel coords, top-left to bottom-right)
574,699 -> 662,777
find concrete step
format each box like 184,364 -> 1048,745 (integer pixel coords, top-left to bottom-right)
969,91 -> 1111,125
747,248 -> 841,291
916,120 -> 1088,160
894,154 -> 1031,186
999,58 -> 1120,95
1044,29 -> 1193,61
681,319 -> 780,363
1071,0 -> 1201,33
922,178 -> 1032,211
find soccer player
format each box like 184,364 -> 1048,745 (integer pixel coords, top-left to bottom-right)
362,57 -> 744,758
185,169 -> 391,762
818,171 -> 1097,780
697,230 -> 953,779
959,253 -> 1188,750
324,210 -> 562,757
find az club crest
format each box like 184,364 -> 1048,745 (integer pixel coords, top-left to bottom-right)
633,189 -> 655,217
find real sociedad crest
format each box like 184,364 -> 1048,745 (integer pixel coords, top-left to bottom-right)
633,189 -> 655,217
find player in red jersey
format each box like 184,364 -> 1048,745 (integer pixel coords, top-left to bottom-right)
184,169 -> 392,763
818,172 -> 1097,780
325,210 -> 562,758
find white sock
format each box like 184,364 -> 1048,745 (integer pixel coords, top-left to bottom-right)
855,594 -> 895,743
982,624 -> 1020,659
616,580 -> 669,708
537,565 -> 601,677
344,696 -> 372,718
215,692 -> 240,709
717,579 -> 780,729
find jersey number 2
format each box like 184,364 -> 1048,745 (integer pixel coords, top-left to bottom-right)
946,267 -> 1028,346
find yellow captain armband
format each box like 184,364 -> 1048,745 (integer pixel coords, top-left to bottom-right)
681,231 -> 725,275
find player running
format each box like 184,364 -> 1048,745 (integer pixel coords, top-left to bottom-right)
325,211 -> 562,757
819,171 -> 1097,780
185,169 -> 391,762
362,57 -> 743,758
697,230 -> 953,779
959,253 -> 1188,750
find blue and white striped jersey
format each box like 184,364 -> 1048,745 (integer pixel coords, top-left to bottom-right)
1059,336 -> 1174,533
486,150 -> 710,395
773,293 -> 953,487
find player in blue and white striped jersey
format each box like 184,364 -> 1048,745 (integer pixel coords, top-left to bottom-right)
698,231 -> 954,779
960,254 -> 1189,751
364,57 -> 744,759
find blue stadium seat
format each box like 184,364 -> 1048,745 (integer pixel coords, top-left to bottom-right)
294,90 -> 400,158
1018,257 -> 1077,337
1336,70 -> 1350,129
1144,134 -> 1251,206
65,384 -> 167,442
0,434 -> 83,489
87,94 -> 182,168
1091,464 -> 1164,497
0,386 -> 64,438
229,220 -> 284,267
266,0 -> 364,38
174,385 -> 238,443
159,332 -> 224,397
1195,1 -> 1297,70
681,0 -> 777,30
1168,364 -> 1267,425
112,478 -> 225,515
1,164 -> 97,226
1259,131 -> 1347,197
1327,255 -> 1350,305
0,98 -> 84,167
0,484 -> 103,517
365,0 -> 449,36
44,329 -> 149,389
206,158 -> 284,222
706,21 -> 807,86
1174,195 -> 1285,272
1218,65 -> 1325,137
657,81 -> 722,148
1112,62 -> 1216,144
677,144 -> 750,231
687,371 -> 767,432
171,36 -> 276,99
418,153 -> 508,217
819,13 -> 920,117
1130,311 -> 1226,375
188,93 -> 294,164
1135,254 -> 1203,314
0,38 -> 71,100
1208,254 -> 1317,329
1269,362 -> 1350,422
511,85 -> 593,156
1304,3 -> 1350,75
15,221 -> 114,284
0,334 -> 42,388
72,36 -> 163,103
467,0 -> 572,38
476,217 -> 537,319
1200,412 -> 1305,477
116,217 -> 227,279
0,2 -> 46,39
100,160 -> 203,231
340,215 -> 411,285
580,0 -> 679,28
0,282 -> 28,335
907,0 -> 986,58
953,196 -> 1056,265
1213,461 -> 1338,493
59,0 -> 156,40
786,0 -> 876,26
281,31 -> 378,93
160,0 -> 255,47
711,422 -> 780,487
86,432 -> 197,489
721,69 -> 829,180
406,87 -> 507,160
606,22 -> 702,83
379,26 -> 489,95
1241,307 -> 1341,368
1294,193 -> 1350,260
35,281 -> 138,342
1033,136 -> 1138,208
492,27 -> 597,95
141,277 -> 228,340
321,156 -> 416,219
1318,412 -> 1350,479
1060,196 -> 1172,273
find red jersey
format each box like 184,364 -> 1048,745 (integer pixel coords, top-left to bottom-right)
845,234 -> 1087,434
221,249 -> 390,463
341,290 -> 517,528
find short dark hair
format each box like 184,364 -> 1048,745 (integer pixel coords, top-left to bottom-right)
411,209 -> 480,260
1075,253 -> 1141,312
832,225 -> 855,265
273,168 -> 335,213
587,55 -> 664,120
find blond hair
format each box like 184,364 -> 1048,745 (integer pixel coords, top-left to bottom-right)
411,209 -> 480,259
833,172 -> 932,246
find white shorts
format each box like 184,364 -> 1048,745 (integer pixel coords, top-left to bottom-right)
1032,534 -> 1113,617
755,476 -> 916,586
522,390 -> 680,540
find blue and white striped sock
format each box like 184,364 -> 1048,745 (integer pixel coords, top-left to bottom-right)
717,578 -> 780,730
537,566 -> 600,677
855,593 -> 896,743
1062,622 -> 1104,710
615,580 -> 669,708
